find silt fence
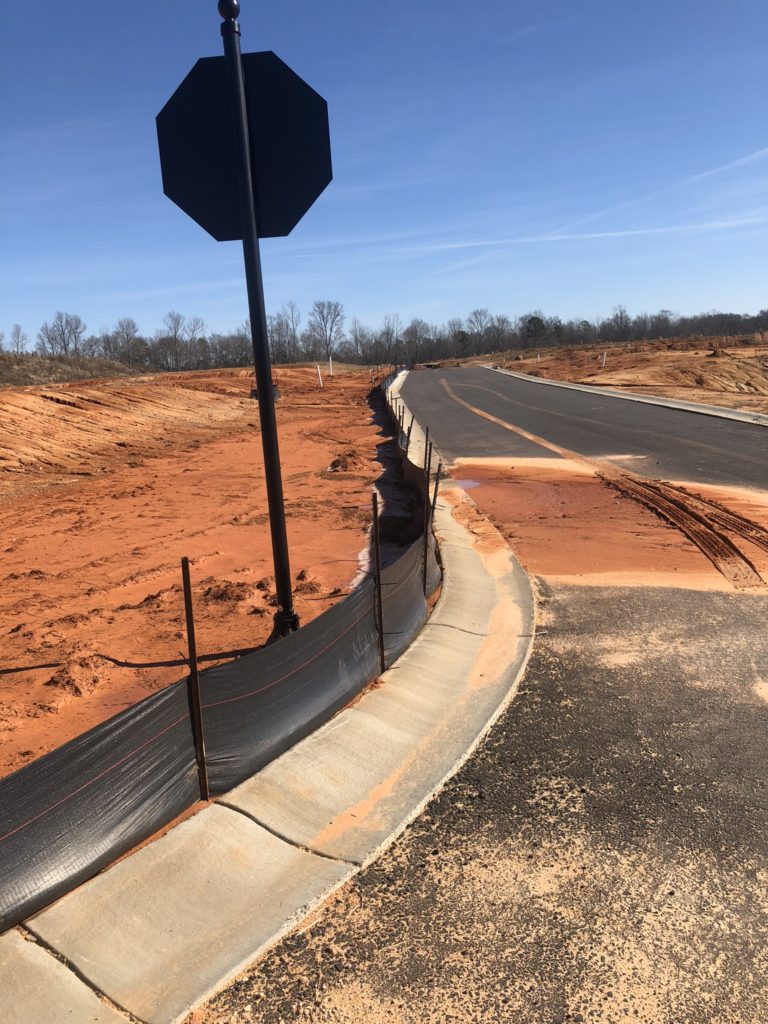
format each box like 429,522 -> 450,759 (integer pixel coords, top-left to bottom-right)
0,371 -> 440,930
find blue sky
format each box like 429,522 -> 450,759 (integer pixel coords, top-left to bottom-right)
1,0 -> 766,343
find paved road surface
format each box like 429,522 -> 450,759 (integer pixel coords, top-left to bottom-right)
400,366 -> 768,488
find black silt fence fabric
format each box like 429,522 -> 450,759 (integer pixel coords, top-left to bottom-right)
201,579 -> 380,794
390,407 -> 442,602
0,681 -> 199,931
425,529 -> 442,596
381,538 -> 428,666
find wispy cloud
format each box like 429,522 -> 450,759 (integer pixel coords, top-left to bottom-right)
415,216 -> 768,282
94,278 -> 245,304
564,147 -> 768,231
280,214 -> 767,265
325,175 -> 431,201
501,16 -> 583,44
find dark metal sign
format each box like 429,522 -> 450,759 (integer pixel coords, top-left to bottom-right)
156,51 -> 332,240
155,1 -> 334,636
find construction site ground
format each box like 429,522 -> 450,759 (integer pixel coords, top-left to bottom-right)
499,337 -> 768,416
0,366 -> 382,778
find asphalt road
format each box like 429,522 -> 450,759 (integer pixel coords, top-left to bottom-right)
400,367 -> 768,487
198,585 -> 768,1024
195,375 -> 768,1024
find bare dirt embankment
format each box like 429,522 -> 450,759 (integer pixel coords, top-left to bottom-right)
0,351 -> 139,388
498,336 -> 768,415
0,366 -> 384,777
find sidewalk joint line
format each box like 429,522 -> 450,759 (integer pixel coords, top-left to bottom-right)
17,925 -> 145,1024
217,802 -> 363,867
429,621 -> 486,638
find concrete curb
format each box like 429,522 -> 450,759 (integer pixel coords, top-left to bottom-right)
0,372 -> 535,1024
488,365 -> 768,428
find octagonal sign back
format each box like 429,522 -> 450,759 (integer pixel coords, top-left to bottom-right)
157,52 -> 332,240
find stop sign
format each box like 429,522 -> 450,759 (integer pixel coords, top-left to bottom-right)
156,52 -> 332,240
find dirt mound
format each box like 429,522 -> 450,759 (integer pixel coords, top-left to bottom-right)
201,580 -> 254,603
44,655 -> 112,702
295,568 -> 323,595
328,450 -> 369,473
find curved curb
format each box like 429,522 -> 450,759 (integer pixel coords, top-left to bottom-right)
488,365 -> 768,428
5,373 -> 536,1024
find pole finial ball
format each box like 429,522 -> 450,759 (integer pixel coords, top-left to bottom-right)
218,0 -> 240,19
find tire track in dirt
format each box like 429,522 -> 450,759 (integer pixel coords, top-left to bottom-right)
440,379 -> 768,591
597,473 -> 765,591
664,485 -> 768,554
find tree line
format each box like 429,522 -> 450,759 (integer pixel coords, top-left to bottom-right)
2,302 -> 767,371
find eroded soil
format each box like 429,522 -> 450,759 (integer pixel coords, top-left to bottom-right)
450,458 -> 768,591
0,367 -> 384,777
503,340 -> 768,415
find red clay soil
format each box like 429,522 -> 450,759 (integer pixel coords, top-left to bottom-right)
0,367 -> 383,778
450,457 -> 768,590
501,340 -> 768,415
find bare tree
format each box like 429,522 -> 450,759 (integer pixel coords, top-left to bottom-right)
156,311 -> 186,370
601,304 -> 631,343
207,320 -> 251,368
304,300 -> 345,363
266,305 -> 302,364
184,315 -> 207,369
447,317 -> 465,359
283,301 -> 301,363
267,312 -> 293,363
10,324 -> 28,354
37,312 -> 87,357
79,333 -> 105,358
348,318 -> 374,363
402,318 -> 431,365
111,317 -> 140,365
649,309 -> 676,339
378,313 -> 402,367
577,319 -> 596,345
466,308 -> 491,354
486,313 -> 512,353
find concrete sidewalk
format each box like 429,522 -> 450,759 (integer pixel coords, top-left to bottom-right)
490,365 -> 768,427
0,376 -> 534,1024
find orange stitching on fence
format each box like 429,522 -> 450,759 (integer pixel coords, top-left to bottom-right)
0,713 -> 190,846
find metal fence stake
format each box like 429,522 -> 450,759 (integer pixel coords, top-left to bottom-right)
181,557 -> 210,800
431,461 -> 443,519
422,441 -> 433,596
423,426 -> 430,473
405,414 -> 414,455
372,493 -> 386,673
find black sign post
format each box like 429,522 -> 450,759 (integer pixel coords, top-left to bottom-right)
157,0 -> 333,637
218,0 -> 298,636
